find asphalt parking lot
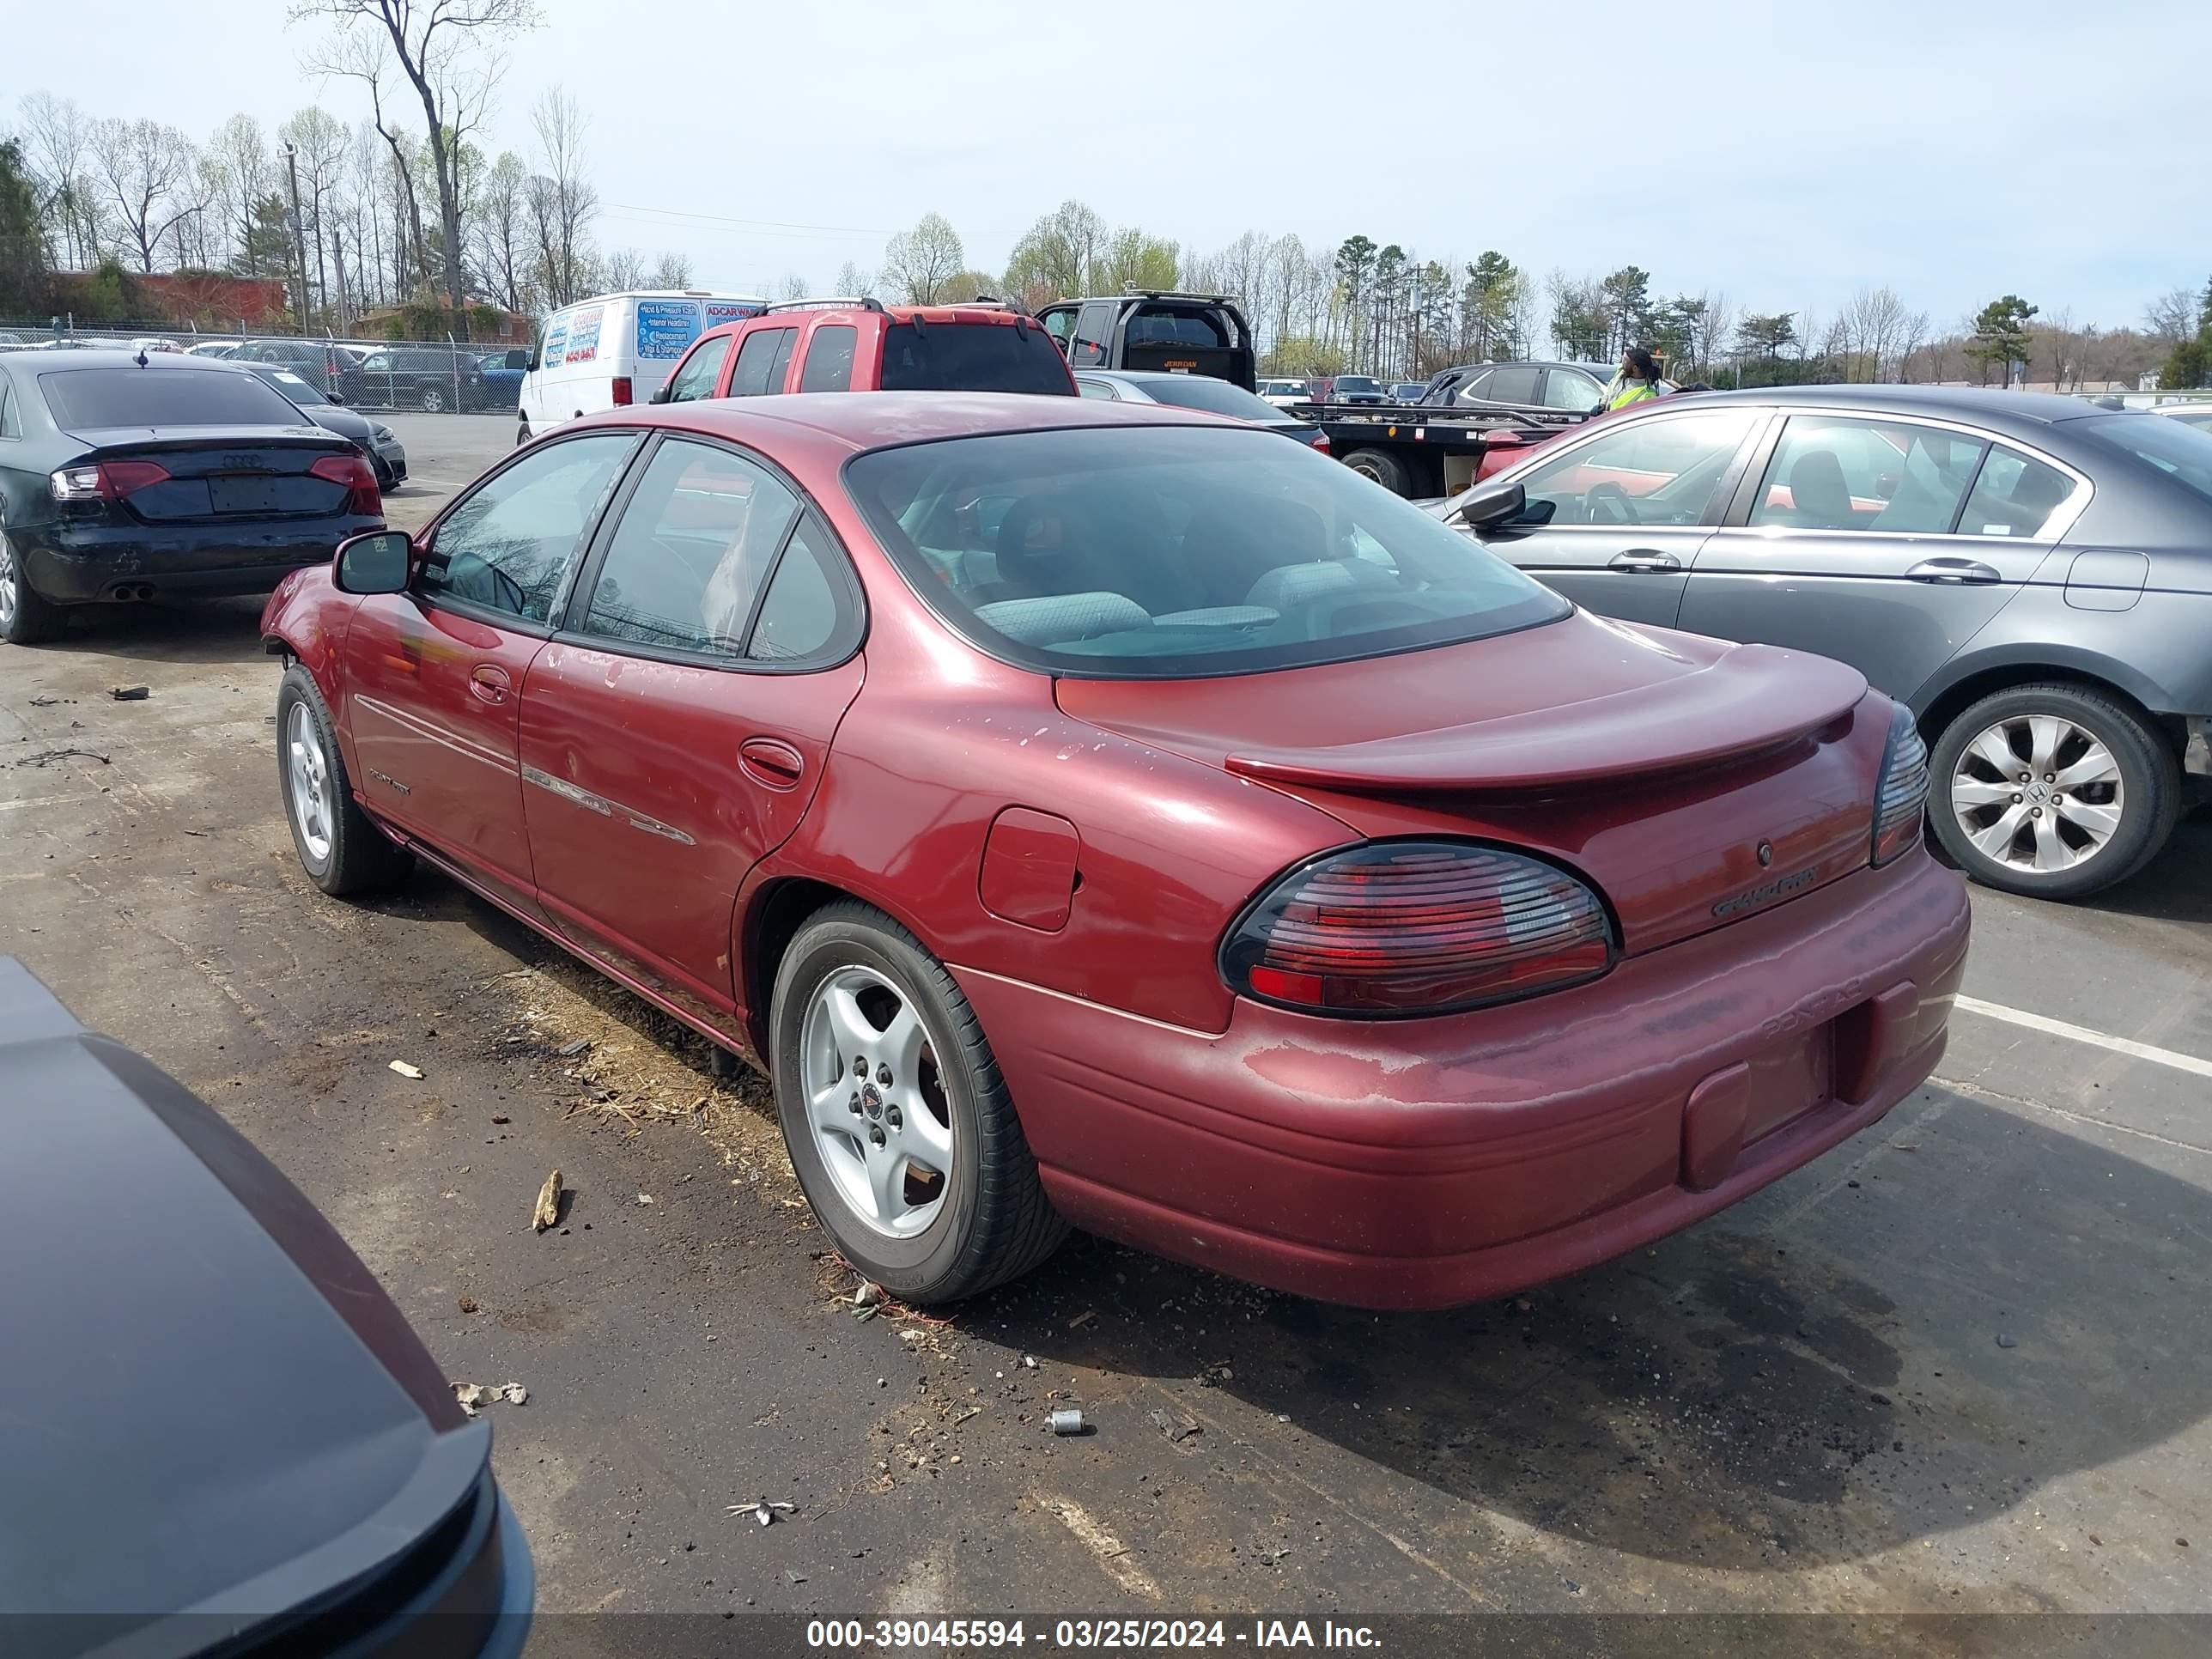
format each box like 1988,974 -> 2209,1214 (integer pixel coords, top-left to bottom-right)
3,410 -> 2209,1648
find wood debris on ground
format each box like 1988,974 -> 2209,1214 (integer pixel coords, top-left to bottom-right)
531,1170 -> 563,1232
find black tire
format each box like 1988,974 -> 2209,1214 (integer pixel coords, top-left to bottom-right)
0,526 -> 68,644
514,417 -> 531,448
770,901 -> 1066,1304
1340,447 -> 1411,495
1926,682 -> 2179,900
275,664 -> 413,896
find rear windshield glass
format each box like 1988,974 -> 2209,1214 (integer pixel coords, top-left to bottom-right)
40,368 -> 307,429
1334,376 -> 1382,393
2077,412 -> 2212,507
1129,376 -> 1283,422
1125,308 -> 1235,349
878,323 -> 1071,395
844,424 -> 1567,679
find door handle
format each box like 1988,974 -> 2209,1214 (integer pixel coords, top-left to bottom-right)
1607,549 -> 1681,573
738,737 -> 805,791
468,664 -> 512,705
1905,558 -> 2002,585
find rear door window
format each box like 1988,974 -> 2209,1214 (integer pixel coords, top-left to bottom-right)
575,438 -> 799,655
1748,416 -> 1988,534
1069,303 -> 1116,367
1957,444 -> 2075,538
879,323 -> 1072,394
664,334 -> 732,403
748,518 -> 856,663
39,368 -> 309,428
727,328 -> 794,397
1469,365 -> 1539,404
798,325 -> 858,392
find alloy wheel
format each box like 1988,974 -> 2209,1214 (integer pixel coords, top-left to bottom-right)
799,965 -> 954,1238
285,702 -> 333,865
0,538 -> 16,629
1948,713 -> 2124,875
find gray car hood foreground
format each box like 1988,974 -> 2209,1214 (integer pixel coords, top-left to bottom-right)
0,958 -> 529,1659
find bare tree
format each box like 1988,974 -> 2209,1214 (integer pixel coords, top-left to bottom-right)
778,273 -> 809,301
315,27 -> 432,293
647,250 -> 691,289
599,246 -> 647,290
471,149 -> 528,309
2143,285 -> 2198,347
88,118 -> 198,271
833,259 -> 875,299
526,87 -> 596,307
280,106 -> 349,321
292,0 -> 540,324
880,211 -> 963,304
19,93 -> 101,268
205,114 -> 272,275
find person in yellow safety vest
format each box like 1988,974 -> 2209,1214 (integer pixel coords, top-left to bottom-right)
1601,347 -> 1664,412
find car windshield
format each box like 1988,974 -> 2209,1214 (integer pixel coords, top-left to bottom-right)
845,424 -> 1568,679
2078,412 -> 2212,507
878,323 -> 1071,394
40,368 -> 309,428
1335,377 -> 1381,392
1127,376 -> 1282,422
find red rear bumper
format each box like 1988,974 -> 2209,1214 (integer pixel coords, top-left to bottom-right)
954,849 -> 1969,1310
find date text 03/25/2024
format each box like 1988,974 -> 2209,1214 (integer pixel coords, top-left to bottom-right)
806,1620 -> 1382,1650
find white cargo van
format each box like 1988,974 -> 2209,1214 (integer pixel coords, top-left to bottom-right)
515,289 -> 768,441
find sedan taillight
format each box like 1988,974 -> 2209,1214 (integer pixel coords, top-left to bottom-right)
309,453 -> 383,517
1309,431 -> 1331,453
1221,841 -> 1614,1018
50,460 -> 171,501
1872,702 -> 1929,866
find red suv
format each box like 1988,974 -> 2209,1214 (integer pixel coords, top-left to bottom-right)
653,297 -> 1076,404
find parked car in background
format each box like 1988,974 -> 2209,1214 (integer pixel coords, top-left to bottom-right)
641,296 -> 1072,441
1036,291 -> 1256,390
2154,402 -> 2212,433
184,340 -> 244,358
346,345 -> 492,413
517,289 -> 769,439
236,360 -> 410,489
1447,385 -> 2212,897
262,391 -> 1962,1310
1075,368 -> 1328,451
478,348 -> 527,410
1429,360 -> 1645,413
1255,376 -> 1313,408
0,350 -> 383,643
1388,380 -> 1429,402
1328,374 -> 1389,404
0,957 -> 533,1656
229,337 -> 365,396
127,337 -> 185,356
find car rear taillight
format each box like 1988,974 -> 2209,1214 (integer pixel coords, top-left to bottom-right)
309,453 -> 383,516
50,460 -> 173,501
1309,431 -> 1331,453
611,376 -> 633,406
1872,702 -> 1929,866
1221,841 -> 1614,1018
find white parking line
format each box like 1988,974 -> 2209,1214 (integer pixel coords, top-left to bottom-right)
1954,994 -> 2212,1081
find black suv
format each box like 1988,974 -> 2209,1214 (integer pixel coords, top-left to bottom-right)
1036,292 -> 1256,391
345,347 -> 491,412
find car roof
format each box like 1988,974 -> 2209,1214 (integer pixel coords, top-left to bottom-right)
1676,382 -> 2112,425
590,389 -> 1233,453
2,348 -> 271,378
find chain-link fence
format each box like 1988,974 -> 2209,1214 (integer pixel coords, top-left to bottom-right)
0,321 -> 526,416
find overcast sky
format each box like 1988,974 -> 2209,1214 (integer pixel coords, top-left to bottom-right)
11,0 -> 2204,330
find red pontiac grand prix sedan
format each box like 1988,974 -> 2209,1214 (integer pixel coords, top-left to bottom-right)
260,392 -> 1969,1310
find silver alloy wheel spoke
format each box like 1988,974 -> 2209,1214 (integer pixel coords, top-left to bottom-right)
286,704 -> 331,863
1950,712 -> 2124,875
0,541 -> 16,627
799,963 -> 951,1240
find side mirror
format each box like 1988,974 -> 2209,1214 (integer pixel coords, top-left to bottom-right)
504,349 -> 528,370
333,529 -> 412,595
1450,479 -> 1527,530
325,391 -> 344,404
648,385 -> 672,404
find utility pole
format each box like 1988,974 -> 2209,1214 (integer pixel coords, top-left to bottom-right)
282,141 -> 313,338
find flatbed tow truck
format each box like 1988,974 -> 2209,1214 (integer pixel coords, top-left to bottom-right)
1290,396 -> 1589,496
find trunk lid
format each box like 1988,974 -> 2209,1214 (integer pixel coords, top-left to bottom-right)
64,427 -> 355,522
1054,612 -> 1888,956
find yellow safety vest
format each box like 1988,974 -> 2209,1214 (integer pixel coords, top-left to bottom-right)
1605,377 -> 1659,412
